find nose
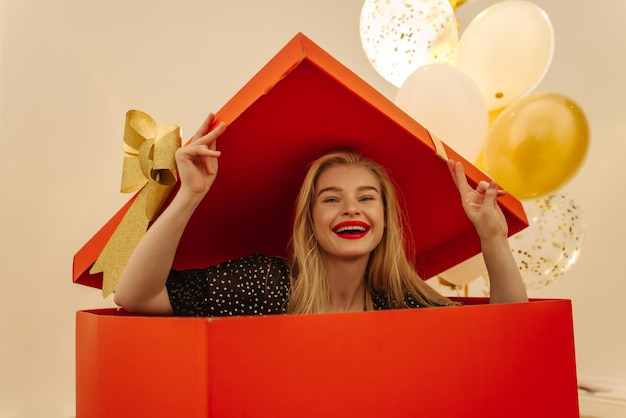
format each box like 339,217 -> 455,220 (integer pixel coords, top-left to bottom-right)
342,198 -> 360,215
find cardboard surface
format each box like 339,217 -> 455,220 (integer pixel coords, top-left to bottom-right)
73,32 -> 527,289
76,299 -> 579,417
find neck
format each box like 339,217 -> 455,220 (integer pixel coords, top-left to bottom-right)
325,255 -> 368,312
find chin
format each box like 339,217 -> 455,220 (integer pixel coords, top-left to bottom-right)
331,248 -> 375,260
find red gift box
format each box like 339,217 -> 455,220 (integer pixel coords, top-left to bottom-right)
76,299 -> 579,417
74,33 -> 578,417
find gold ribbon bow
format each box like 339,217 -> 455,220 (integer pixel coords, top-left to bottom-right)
91,110 -> 181,297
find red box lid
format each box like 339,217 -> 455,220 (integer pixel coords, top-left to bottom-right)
73,32 -> 528,289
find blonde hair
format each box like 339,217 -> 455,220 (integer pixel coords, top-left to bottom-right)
288,150 -> 458,314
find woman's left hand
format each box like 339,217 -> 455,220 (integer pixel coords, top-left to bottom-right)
447,160 -> 508,241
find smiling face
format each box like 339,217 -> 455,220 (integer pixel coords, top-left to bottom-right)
311,164 -> 386,261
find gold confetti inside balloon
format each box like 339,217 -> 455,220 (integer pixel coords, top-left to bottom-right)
359,0 -> 459,87
510,192 -> 586,289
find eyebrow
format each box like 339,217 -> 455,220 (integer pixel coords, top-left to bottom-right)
316,185 -> 380,197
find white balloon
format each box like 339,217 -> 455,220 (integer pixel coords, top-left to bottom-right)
394,63 -> 488,162
359,0 -> 459,87
456,0 -> 555,110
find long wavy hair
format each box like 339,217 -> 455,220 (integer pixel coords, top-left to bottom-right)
287,150 -> 458,314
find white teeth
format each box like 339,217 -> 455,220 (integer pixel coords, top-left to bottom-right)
335,225 -> 367,233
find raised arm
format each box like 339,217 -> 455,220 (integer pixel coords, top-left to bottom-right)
447,160 -> 528,304
113,114 -> 227,314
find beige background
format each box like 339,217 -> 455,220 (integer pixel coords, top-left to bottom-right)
1,0 -> 624,416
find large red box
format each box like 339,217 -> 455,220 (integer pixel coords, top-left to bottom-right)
76,299 -> 579,417
74,33 -> 578,417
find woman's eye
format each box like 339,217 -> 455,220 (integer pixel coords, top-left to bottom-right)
323,197 -> 339,203
359,195 -> 375,202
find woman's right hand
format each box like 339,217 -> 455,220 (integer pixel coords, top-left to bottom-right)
175,113 -> 227,199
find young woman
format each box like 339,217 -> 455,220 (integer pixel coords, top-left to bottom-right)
114,114 -> 528,316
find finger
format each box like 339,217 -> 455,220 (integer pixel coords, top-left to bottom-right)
206,121 -> 227,150
190,147 -> 221,159
476,180 -> 491,194
193,121 -> 227,151
449,160 -> 473,194
479,179 -> 507,196
177,145 -> 221,166
192,113 -> 215,141
200,149 -> 220,175
447,159 -> 459,188
180,142 -> 221,156
483,181 -> 499,208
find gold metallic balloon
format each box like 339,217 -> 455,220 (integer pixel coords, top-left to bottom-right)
483,92 -> 589,199
488,107 -> 504,127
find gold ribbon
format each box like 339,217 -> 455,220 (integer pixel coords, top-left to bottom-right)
91,110 -> 181,297
430,134 -> 449,161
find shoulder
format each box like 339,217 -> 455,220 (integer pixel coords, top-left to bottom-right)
215,253 -> 290,275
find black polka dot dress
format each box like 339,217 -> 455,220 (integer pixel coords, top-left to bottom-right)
166,254 -> 291,317
166,253 -> 422,317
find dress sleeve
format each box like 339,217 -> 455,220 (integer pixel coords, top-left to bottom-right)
166,254 -> 290,317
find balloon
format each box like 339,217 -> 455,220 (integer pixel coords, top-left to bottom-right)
449,0 -> 469,10
483,92 -> 590,200
359,0 -> 459,87
456,0 -> 554,110
474,148 -> 486,171
437,253 -> 487,286
488,107 -> 505,127
510,192 -> 586,289
394,63 -> 488,162
472,107 -> 507,171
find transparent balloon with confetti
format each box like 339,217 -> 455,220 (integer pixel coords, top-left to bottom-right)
510,192 -> 586,289
359,0 -> 459,87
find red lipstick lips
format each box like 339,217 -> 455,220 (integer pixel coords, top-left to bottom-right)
332,221 -> 371,239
